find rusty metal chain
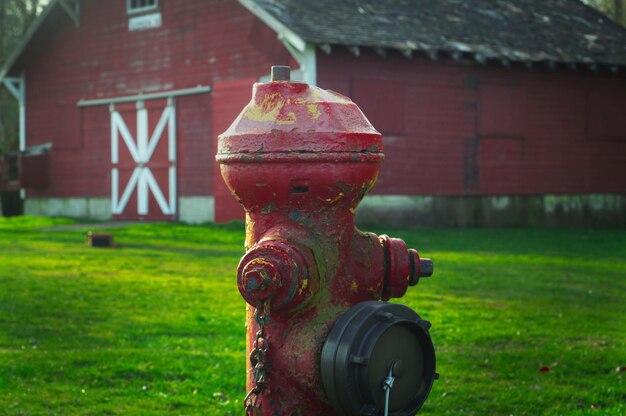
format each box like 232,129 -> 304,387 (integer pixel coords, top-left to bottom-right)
244,301 -> 270,415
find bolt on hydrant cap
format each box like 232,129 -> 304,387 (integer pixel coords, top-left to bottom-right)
271,66 -> 291,81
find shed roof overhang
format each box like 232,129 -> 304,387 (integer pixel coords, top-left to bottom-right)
237,0 -> 316,85
0,0 -> 79,84
247,0 -> 626,74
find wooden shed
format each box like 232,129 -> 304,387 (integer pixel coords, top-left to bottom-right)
1,0 -> 625,226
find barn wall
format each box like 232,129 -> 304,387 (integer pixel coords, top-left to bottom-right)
317,49 -> 626,196
18,1 -> 626,226
22,0 -> 293,221
318,50 -> 626,226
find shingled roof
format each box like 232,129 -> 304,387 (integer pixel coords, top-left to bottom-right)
250,0 -> 626,69
2,0 -> 626,83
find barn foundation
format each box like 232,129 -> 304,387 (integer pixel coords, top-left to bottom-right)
16,194 -> 626,227
23,196 -> 217,224
356,194 -> 626,228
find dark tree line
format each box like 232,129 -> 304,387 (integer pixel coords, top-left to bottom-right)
583,0 -> 626,26
0,0 -> 43,156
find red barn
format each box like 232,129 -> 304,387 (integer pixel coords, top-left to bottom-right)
1,0 -> 625,226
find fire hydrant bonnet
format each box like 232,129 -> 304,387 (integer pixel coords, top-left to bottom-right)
216,81 -> 384,160
217,73 -> 385,214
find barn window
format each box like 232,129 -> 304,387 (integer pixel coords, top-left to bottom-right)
127,0 -> 158,14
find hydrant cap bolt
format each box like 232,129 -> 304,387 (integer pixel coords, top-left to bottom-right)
391,359 -> 405,378
408,249 -> 434,286
241,259 -> 279,300
271,65 -> 291,82
420,258 -> 434,278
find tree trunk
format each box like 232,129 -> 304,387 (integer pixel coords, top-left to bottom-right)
615,0 -> 624,25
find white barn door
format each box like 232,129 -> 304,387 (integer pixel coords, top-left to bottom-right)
110,98 -> 176,220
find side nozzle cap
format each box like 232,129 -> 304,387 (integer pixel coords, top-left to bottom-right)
237,239 -> 318,312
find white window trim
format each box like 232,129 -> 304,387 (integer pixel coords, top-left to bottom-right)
126,0 -> 159,15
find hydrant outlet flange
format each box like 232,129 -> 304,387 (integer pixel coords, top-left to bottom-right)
321,301 -> 436,416
237,239 -> 318,311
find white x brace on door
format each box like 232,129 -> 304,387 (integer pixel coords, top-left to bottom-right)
110,98 -> 176,217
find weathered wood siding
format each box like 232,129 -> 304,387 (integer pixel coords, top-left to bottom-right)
318,49 -> 626,196
20,0 -> 626,223
24,0 -> 292,204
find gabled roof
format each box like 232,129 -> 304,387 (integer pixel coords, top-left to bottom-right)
2,0 -> 626,84
251,0 -> 626,69
0,0 -> 77,82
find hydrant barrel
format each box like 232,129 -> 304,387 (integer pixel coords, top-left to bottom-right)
216,66 -> 436,415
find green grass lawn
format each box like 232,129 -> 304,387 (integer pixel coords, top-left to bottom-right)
0,217 -> 624,416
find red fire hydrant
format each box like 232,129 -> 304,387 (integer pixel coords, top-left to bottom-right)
217,66 -> 436,416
